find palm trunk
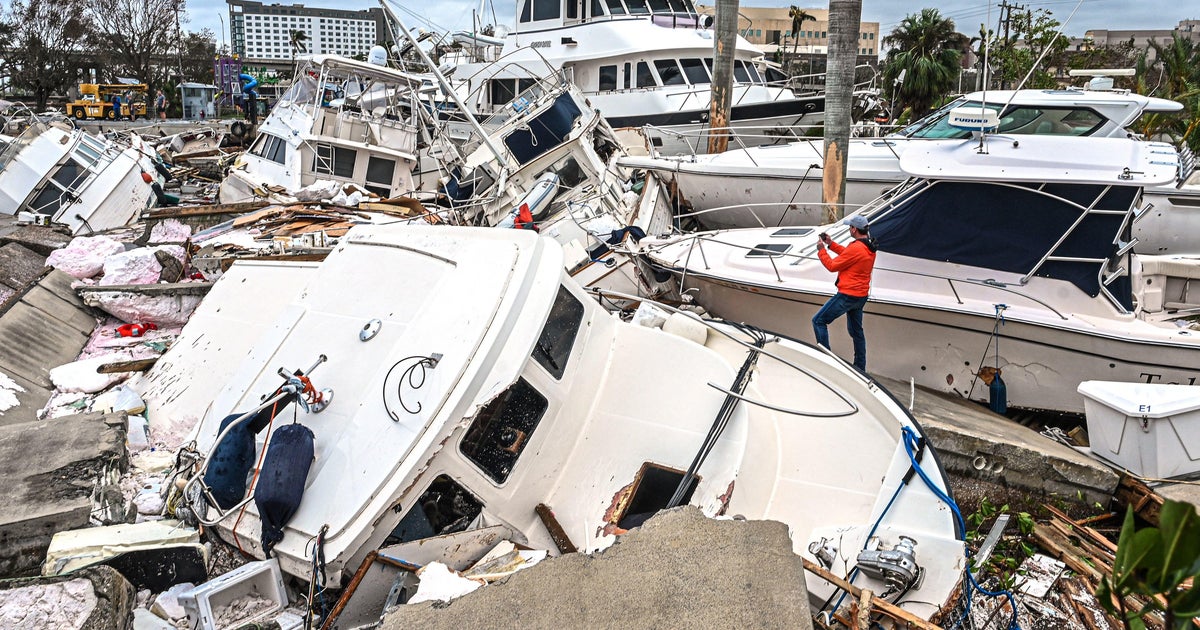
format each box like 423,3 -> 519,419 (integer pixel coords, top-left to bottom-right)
821,0 -> 862,224
707,0 -> 740,154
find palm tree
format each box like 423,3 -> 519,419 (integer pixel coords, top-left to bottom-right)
788,6 -> 814,71
822,0 -> 861,223
289,29 -> 308,72
881,8 -> 968,119
1137,34 -> 1200,150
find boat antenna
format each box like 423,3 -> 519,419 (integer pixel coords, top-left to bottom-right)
378,0 -> 508,167
997,0 -> 1084,114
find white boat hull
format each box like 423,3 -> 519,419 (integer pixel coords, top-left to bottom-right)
667,271 -> 1200,413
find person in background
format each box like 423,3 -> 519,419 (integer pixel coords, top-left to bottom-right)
155,90 -> 166,119
813,215 -> 878,372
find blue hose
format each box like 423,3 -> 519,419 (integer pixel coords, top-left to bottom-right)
900,426 -> 1020,630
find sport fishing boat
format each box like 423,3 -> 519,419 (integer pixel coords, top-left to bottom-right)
622,84 -> 1197,244
0,116 -> 163,234
219,55 -> 426,204
160,224 -> 964,621
441,0 -> 825,156
640,135 -> 1200,413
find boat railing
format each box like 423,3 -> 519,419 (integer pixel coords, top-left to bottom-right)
651,230 -> 1070,321
639,123 -> 824,158
588,287 -> 867,415
648,12 -> 712,29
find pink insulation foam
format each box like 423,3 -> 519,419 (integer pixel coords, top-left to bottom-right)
45,236 -> 126,280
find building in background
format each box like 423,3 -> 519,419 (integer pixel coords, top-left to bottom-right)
1070,19 -> 1200,62
227,1 -> 387,63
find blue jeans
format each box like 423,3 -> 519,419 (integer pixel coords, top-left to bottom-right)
812,293 -> 869,371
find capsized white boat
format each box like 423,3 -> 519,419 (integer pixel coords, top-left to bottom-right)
641,134 -> 1200,413
170,225 -> 965,620
0,118 -> 163,234
219,55 -> 425,205
622,85 -> 1200,251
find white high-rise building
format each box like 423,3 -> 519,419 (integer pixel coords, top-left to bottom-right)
228,1 -> 386,61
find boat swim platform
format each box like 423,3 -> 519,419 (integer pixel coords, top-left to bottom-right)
873,375 -> 1121,511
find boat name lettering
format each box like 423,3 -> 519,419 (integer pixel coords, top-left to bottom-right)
530,40 -> 552,48
1139,372 -> 1198,386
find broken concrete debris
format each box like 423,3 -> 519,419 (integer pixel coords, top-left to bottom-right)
0,566 -> 135,630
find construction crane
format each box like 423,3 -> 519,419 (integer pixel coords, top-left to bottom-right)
66,83 -> 149,121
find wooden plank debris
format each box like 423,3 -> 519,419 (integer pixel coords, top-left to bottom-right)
801,558 -> 942,630
96,358 -> 160,374
145,200 -> 269,220
77,282 -> 213,297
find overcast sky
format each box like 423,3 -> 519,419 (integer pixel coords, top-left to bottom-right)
183,0 -> 1196,50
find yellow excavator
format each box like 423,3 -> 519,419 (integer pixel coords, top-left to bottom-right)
66,83 -> 149,120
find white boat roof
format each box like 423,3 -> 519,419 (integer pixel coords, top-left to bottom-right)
899,136 -> 1180,186
958,88 -> 1183,114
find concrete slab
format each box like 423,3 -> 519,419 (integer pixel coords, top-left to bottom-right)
380,507 -> 814,630
0,243 -> 46,291
19,285 -> 97,337
0,565 -> 135,629
0,368 -> 51,428
876,376 -> 1120,509
38,269 -> 87,309
0,226 -> 70,257
0,301 -> 90,388
0,412 -> 128,577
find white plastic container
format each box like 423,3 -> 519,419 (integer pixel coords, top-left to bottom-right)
180,558 -> 288,630
1077,381 -> 1200,479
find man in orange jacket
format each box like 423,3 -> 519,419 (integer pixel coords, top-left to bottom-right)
814,215 -> 878,372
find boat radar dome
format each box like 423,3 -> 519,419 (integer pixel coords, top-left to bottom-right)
367,46 -> 388,66
1068,68 -> 1135,92
947,106 -> 1000,132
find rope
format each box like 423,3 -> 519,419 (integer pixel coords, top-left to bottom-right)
966,304 -> 1008,403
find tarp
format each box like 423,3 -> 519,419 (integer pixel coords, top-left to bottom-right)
503,93 -> 582,166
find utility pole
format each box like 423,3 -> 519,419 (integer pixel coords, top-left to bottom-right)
707,0 -> 739,154
997,0 -> 1024,89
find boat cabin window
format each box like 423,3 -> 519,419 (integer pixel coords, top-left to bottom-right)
387,475 -> 484,543
520,0 -> 562,22
623,63 -> 632,89
599,65 -> 618,92
604,0 -> 626,15
763,66 -> 788,84
732,60 -> 751,83
625,0 -> 649,14
533,285 -> 585,378
647,0 -> 670,11
771,227 -> 813,237
566,0 -> 579,19
366,156 -> 395,187
905,102 -> 1107,139
74,136 -> 107,169
28,159 -> 88,215
679,58 -> 709,84
313,143 -> 356,178
489,79 -> 537,109
636,62 -> 656,88
461,378 -> 549,483
654,59 -> 685,85
614,463 -> 699,530
250,134 -> 288,165
591,0 -> 604,18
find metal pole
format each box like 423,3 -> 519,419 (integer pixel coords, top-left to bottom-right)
377,0 -> 507,166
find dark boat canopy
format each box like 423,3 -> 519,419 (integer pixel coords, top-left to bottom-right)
870,180 -> 1138,309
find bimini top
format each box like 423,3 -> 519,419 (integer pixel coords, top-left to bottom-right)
898,135 -> 1180,187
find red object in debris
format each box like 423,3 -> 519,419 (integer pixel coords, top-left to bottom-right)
117,322 -> 159,338
514,204 -> 539,232
189,271 -> 206,280
141,172 -> 153,183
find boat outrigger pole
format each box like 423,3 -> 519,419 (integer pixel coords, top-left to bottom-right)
378,0 -> 508,168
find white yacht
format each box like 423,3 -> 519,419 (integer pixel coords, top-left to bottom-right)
164,225 -> 965,621
0,118 -> 163,234
444,0 -> 825,156
219,55 -> 426,204
640,135 -> 1200,414
623,86 -> 1196,245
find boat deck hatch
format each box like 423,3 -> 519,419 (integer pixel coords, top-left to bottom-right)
771,228 -> 814,237
746,243 -> 791,257
616,463 -> 699,530
386,475 -> 484,544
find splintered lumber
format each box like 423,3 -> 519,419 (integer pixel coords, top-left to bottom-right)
535,503 -> 578,554
96,357 -> 159,374
801,558 -> 941,629
146,200 -> 269,220
1061,577 -> 1119,630
1114,474 -> 1164,525
1032,522 -> 1106,586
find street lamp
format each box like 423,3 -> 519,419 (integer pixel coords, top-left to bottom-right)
218,14 -> 227,55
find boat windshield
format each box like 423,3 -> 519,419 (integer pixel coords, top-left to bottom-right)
869,180 -> 1137,309
900,100 -> 1108,139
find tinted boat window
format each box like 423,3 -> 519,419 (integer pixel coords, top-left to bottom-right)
655,59 -> 685,85
599,65 -> 618,92
461,378 -> 548,483
533,285 -> 585,379
636,62 -> 657,88
733,60 -> 751,83
680,58 -> 709,84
